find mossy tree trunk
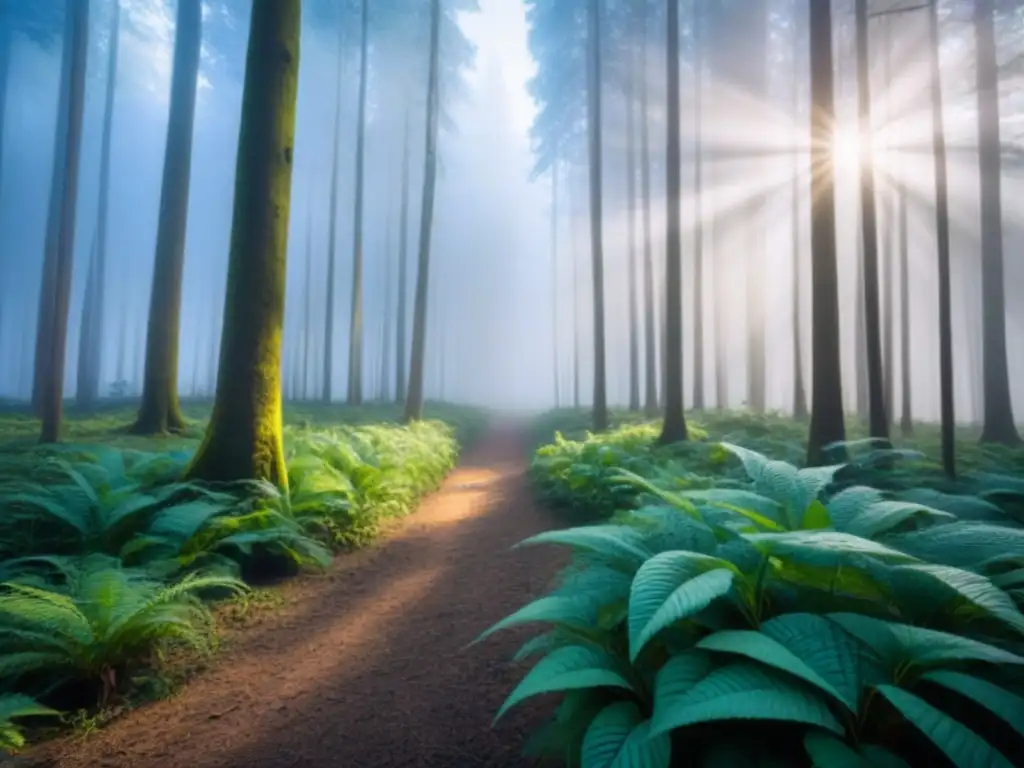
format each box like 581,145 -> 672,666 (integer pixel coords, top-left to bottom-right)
403,0 -> 442,423
77,0 -> 120,411
659,0 -> 687,445
132,0 -> 201,434
585,0 -> 608,433
40,0 -> 89,444
187,0 -> 300,488
806,0 -> 846,466
347,0 -> 369,405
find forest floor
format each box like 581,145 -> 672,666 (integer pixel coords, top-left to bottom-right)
20,423 -> 562,768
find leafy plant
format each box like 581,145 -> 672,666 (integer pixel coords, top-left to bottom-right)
0,694 -> 59,753
486,442 -> 1024,766
0,555 -> 247,706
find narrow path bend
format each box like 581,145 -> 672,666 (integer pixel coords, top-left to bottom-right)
29,424 -> 563,768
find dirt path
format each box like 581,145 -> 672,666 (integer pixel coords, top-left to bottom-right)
27,424 -> 564,768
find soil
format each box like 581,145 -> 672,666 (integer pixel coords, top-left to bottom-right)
23,424 -> 566,768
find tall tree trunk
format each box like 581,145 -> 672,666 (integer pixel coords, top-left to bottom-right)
40,0 -> 89,444
33,7 -> 76,416
625,45 -> 639,412
380,213 -> 394,402
806,0 -> 846,466
395,100 -> 412,402
927,0 -> 955,476
639,2 -> 657,417
975,0 -> 1019,444
322,27 -> 344,404
302,204 -> 313,400
132,0 -> 201,434
347,0 -> 369,405
854,220 -> 868,418
898,181 -> 912,435
77,0 -> 120,410
585,0 -> 608,432
115,283 -> 127,386
745,1 -> 767,414
188,0 -> 300,486
550,159 -> 561,408
659,0 -> 687,444
403,0 -> 442,423
571,169 -> 581,409
791,0 -> 807,420
691,1 -> 705,412
882,19 -> 895,427
77,235 -> 99,406
853,0 -> 888,440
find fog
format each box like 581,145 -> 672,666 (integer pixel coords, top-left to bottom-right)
2,0 -> 1024,423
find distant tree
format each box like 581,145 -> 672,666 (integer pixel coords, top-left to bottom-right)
806,0 -> 846,466
302,205 -> 313,400
639,0 -> 657,417
395,101 -> 412,402
853,0 -> 888,440
550,158 -> 561,407
691,0 -> 705,412
77,0 -> 121,411
927,0 -> 956,476
790,0 -> 808,421
404,0 -> 443,422
625,29 -> 639,413
659,0 -> 686,444
40,0 -> 89,444
585,0 -> 608,432
975,0 -> 1020,445
132,0 -> 201,434
322,19 -> 344,404
347,0 -> 369,405
188,0 -> 300,486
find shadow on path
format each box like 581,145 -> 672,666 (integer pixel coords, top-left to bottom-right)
29,424 -> 564,768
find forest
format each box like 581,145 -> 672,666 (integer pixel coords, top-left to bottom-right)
1,0 -> 1024,766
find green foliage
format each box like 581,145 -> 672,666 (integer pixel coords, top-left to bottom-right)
488,433 -> 1024,766
0,556 -> 247,706
0,694 -> 59,753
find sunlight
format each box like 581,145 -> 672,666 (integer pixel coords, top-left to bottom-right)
832,126 -> 862,174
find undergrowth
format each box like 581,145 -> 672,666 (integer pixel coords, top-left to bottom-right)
486,409 -> 1024,765
0,400 -> 479,753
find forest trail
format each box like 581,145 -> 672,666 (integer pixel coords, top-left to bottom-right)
27,425 -> 563,768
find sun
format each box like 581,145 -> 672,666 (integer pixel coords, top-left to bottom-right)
831,126 -> 862,173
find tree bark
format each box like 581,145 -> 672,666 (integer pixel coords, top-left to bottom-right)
187,0 -> 300,487
806,0 -> 846,466
639,2 -> 657,417
691,0 -> 705,412
659,0 -> 687,444
347,0 -> 369,405
926,0 -> 956,476
132,0 -> 201,434
585,0 -> 608,432
625,42 -> 639,412
322,22 -> 344,403
302,203 -> 313,400
974,0 -> 1019,445
403,0 -> 442,423
40,0 -> 89,444
76,0 -> 120,410
898,181 -> 912,435
791,0 -> 807,420
395,100 -> 412,402
853,0 -> 889,440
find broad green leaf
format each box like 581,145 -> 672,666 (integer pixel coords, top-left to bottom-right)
846,500 -> 955,540
922,670 -> 1024,739
696,628 -> 850,710
473,595 -> 599,645
630,564 -> 735,661
650,660 -> 843,737
495,644 -> 634,724
826,486 -> 886,531
803,732 -> 910,768
760,613 -> 864,711
744,531 -> 919,565
828,613 -> 1024,668
894,563 -> 1024,634
516,526 -> 651,569
876,684 -> 1013,768
801,500 -> 832,530
883,522 -> 1024,571
580,701 -> 670,768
